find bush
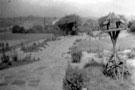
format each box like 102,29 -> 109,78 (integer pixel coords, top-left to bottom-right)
129,24 -> 135,33
1,55 -> 10,64
12,25 -> 25,33
63,66 -> 84,90
71,50 -> 82,63
127,48 -> 135,59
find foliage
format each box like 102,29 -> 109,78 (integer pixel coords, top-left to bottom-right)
63,66 -> 84,90
1,54 -> 10,64
0,50 -> 40,70
56,14 -> 82,35
12,25 -> 25,33
0,42 -> 10,53
127,48 -> 135,59
128,20 -> 135,33
98,15 -> 108,30
21,41 -> 47,53
83,19 -> 99,31
71,50 -> 82,63
11,24 -> 62,34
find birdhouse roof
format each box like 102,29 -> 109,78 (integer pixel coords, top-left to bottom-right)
103,12 -> 126,24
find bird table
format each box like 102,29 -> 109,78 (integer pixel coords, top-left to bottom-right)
103,28 -> 128,80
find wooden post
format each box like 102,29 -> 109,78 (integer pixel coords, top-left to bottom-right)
104,28 -> 126,80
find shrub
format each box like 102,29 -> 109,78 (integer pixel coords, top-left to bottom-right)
71,50 -> 82,63
129,24 -> 135,33
63,66 -> 84,90
127,48 -> 135,59
1,55 -> 10,64
12,25 -> 25,33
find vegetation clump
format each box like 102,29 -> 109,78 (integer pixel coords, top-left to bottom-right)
56,14 -> 82,35
71,50 -> 82,63
0,42 -> 10,53
0,46 -> 40,70
126,48 -> 135,59
128,20 -> 135,33
63,65 -> 84,90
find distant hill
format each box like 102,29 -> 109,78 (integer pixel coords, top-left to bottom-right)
0,16 -> 58,28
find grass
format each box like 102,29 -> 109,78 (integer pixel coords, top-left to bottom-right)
85,63 -> 132,90
66,34 -> 134,90
0,32 -> 53,40
21,37 -> 58,53
73,32 -> 135,53
64,60 -> 132,90
0,32 -> 57,53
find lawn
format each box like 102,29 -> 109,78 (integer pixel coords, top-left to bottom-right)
0,32 -> 53,40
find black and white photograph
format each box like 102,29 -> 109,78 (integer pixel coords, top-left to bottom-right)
0,0 -> 135,90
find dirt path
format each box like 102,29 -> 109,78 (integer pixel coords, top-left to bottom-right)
0,35 -> 86,90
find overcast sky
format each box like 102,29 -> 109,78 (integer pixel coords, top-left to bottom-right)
0,0 -> 135,18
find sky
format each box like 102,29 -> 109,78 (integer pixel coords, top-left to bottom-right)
0,0 -> 135,18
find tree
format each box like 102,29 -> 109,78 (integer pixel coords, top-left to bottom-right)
12,25 -> 25,33
56,14 -> 82,35
98,15 -> 108,30
80,19 -> 99,32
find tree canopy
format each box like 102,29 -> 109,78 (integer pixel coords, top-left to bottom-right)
56,14 -> 82,35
